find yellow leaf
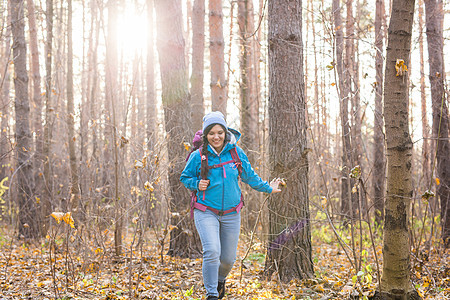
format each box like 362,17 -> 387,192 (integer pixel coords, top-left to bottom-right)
35,197 -> 40,204
144,181 -> 154,192
51,212 -> 64,224
0,177 -> 9,190
436,178 -> 440,185
63,212 -> 75,228
314,284 -> 324,292
395,59 -> 408,76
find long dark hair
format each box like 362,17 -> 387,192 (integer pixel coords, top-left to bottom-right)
200,124 -> 229,179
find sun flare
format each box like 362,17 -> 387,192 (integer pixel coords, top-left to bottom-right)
116,8 -> 148,55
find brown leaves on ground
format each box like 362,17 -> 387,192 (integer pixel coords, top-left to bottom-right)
0,223 -> 448,299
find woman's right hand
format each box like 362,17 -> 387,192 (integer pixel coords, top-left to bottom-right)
198,179 -> 210,191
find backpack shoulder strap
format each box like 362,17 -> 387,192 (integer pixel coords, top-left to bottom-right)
230,147 -> 243,177
199,148 -> 209,180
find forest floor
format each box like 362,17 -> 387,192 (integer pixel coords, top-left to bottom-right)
0,221 -> 448,300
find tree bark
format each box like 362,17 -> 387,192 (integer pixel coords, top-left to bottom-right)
373,0 -> 386,225
146,0 -> 156,151
424,0 -> 450,248
105,0 -> 122,257
209,0 -> 227,114
154,0 -> 201,258
190,0 -> 205,130
265,0 -> 314,281
332,0 -> 352,218
238,0 -> 259,166
66,0 -> 80,216
418,0 -> 430,189
10,0 -> 38,238
378,0 -> 421,297
1,2 -> 12,184
43,0 -> 54,233
26,0 -> 44,198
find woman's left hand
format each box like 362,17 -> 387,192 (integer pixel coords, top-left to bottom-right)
270,178 -> 283,193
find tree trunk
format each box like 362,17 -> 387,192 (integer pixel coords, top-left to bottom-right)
154,0 -> 201,258
43,0 -> 54,233
265,0 -> 314,281
378,0 -> 421,297
237,0 -> 260,231
1,2 -> 12,184
146,0 -> 156,151
105,0 -> 122,257
88,0 -> 99,199
26,0 -> 44,198
209,0 -> 227,114
238,0 -> 258,166
418,0 -> 430,190
373,0 -> 386,225
10,0 -> 38,238
66,0 -> 80,216
332,0 -> 352,218
190,0 -> 205,130
424,0 -> 450,248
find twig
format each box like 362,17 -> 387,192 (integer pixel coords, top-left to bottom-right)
274,259 -> 287,295
239,195 -> 269,283
359,179 -> 381,292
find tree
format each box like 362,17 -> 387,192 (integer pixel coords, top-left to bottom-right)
265,0 -> 314,281
43,0 -> 54,233
10,0 -> 38,238
66,0 -> 80,215
373,0 -> 386,225
424,0 -> 450,248
418,0 -> 430,189
146,0 -> 156,149
238,0 -> 259,166
105,0 -> 122,257
377,0 -> 421,297
190,0 -> 205,130
237,0 -> 260,230
154,0 -> 201,258
332,0 -> 353,219
26,0 -> 44,189
1,2 -> 12,184
209,0 -> 227,113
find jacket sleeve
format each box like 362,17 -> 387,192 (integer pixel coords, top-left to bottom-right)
180,150 -> 201,192
236,146 -> 273,194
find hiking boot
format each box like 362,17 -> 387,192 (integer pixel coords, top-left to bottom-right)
217,280 -> 226,299
207,296 -> 218,300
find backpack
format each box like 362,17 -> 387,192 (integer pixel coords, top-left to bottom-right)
186,131 -> 244,218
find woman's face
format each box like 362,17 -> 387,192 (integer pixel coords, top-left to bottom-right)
207,125 -> 226,153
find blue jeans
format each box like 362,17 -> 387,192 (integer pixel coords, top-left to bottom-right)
194,209 -> 241,297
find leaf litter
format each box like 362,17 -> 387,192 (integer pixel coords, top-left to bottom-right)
0,223 -> 448,299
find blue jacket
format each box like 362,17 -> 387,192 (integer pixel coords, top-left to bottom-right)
180,128 -> 273,212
